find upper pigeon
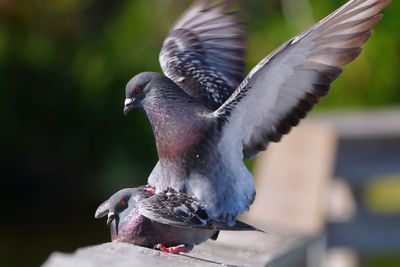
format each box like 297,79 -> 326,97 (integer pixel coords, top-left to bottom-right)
123,0 -> 391,223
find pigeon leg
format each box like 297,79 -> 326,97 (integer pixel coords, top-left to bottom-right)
154,244 -> 193,254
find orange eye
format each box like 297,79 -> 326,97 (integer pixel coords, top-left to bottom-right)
134,86 -> 141,94
119,200 -> 126,207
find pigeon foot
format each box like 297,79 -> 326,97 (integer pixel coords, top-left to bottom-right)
154,243 -> 193,254
145,187 -> 155,193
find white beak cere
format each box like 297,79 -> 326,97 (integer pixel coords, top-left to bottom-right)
124,98 -> 133,106
107,212 -> 115,220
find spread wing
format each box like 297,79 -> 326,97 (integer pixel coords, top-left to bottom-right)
159,0 -> 246,109
214,0 -> 390,159
138,188 -> 260,231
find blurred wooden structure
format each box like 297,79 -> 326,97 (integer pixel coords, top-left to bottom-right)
244,121 -> 337,235
314,110 -> 400,253
245,109 -> 400,265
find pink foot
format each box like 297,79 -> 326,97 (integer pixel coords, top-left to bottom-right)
154,244 -> 193,254
145,187 -> 155,193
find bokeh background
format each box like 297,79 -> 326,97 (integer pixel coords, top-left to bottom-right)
0,0 -> 399,266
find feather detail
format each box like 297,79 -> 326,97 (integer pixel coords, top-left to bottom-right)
214,0 -> 390,159
159,0 -> 245,109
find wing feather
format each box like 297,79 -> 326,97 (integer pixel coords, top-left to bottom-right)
213,0 -> 390,159
138,188 -> 209,228
138,188 -> 260,231
159,0 -> 245,109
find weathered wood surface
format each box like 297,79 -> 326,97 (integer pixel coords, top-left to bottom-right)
43,231 -> 324,267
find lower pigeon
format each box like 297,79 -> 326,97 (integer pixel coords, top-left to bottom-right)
95,186 -> 261,253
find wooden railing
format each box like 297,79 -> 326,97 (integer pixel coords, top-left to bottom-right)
315,109 -> 400,254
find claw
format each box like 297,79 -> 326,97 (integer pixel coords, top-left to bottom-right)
154,243 -> 193,254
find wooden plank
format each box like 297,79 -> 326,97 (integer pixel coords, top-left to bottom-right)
311,109 -> 400,139
43,231 -> 321,267
312,109 -> 400,182
327,214 -> 400,252
334,138 -> 400,184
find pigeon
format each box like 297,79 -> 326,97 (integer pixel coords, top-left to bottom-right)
95,186 -> 261,253
123,0 -> 391,223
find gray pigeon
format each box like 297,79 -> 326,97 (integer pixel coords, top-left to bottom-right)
124,0 -> 390,223
95,186 -> 260,253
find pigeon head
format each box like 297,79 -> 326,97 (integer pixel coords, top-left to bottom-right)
95,187 -> 153,238
123,72 -> 162,115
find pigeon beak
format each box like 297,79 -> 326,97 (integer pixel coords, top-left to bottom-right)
95,200 -> 109,219
123,98 -> 134,116
107,212 -> 115,227
107,212 -> 119,235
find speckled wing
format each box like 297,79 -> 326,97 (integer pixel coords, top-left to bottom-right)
159,0 -> 245,109
214,0 -> 390,159
138,188 -> 260,231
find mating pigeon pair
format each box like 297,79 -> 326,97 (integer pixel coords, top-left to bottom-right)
96,0 -> 390,253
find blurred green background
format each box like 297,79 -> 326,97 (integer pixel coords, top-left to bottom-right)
0,0 -> 399,266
